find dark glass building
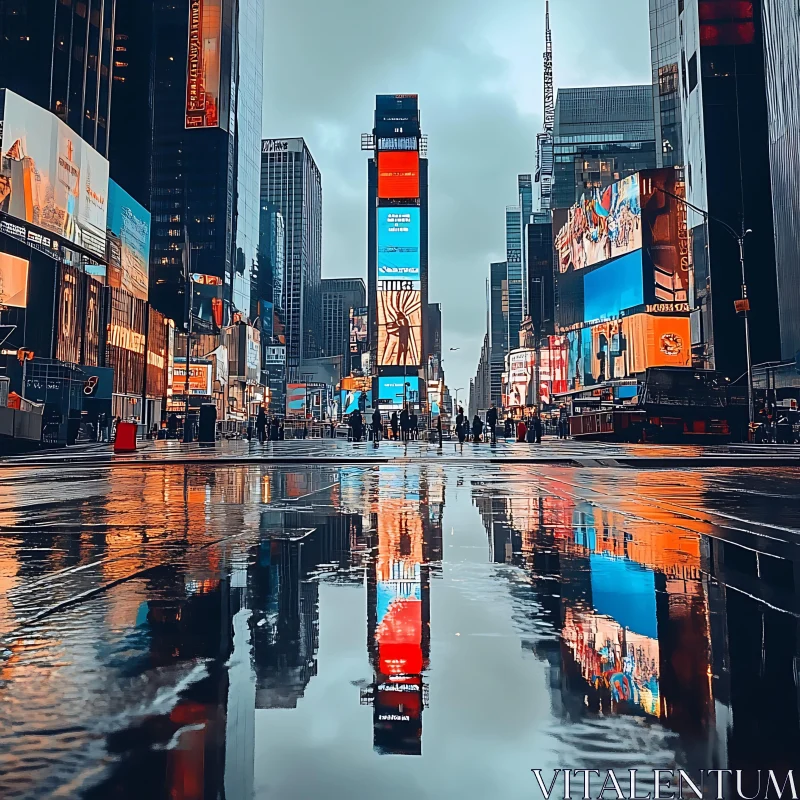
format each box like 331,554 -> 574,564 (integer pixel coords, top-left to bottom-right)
552,85 -> 657,210
489,261 -> 508,407
679,0 -> 780,378
0,0 -> 116,156
649,0 -> 684,168
762,0 -> 800,364
526,212 -> 555,337
505,206 -> 523,349
260,137 -> 323,381
321,277 -> 366,376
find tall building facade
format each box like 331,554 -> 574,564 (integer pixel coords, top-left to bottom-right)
518,175 -> 533,315
321,278 -> 366,376
678,0 -> 780,378
489,261 -> 508,407
505,206 -> 523,348
526,212 -> 555,337
366,94 -> 428,406
534,0 -> 555,212
260,137 -> 323,381
552,85 -> 657,210
0,0 -> 116,156
762,0 -> 800,364
649,0 -> 683,168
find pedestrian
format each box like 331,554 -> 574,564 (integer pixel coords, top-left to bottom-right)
486,403 -> 498,444
279,420 -> 285,440
517,419 -> 527,443
99,412 -> 110,443
532,411 -> 543,444
113,416 -> 122,442
436,414 -> 443,447
400,406 -> 410,442
504,417 -> 512,440
372,408 -> 382,444
410,412 -> 419,440
471,414 -> 483,443
390,411 -> 399,441
167,413 -> 178,439
330,418 -> 336,439
351,409 -> 364,442
270,417 -> 279,441
455,406 -> 467,444
256,406 -> 267,444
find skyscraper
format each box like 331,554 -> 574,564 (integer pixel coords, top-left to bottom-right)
260,137 -> 323,381
762,0 -> 800,366
518,174 -> 533,315
678,0 -> 780,379
489,261 -> 509,407
649,0 -> 684,168
505,206 -> 524,347
534,0 -> 555,212
526,212 -> 555,337
0,0 -> 116,155
321,278 -> 367,376
552,85 -> 657,210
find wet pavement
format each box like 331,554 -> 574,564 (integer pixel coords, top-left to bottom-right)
0,461 -> 798,799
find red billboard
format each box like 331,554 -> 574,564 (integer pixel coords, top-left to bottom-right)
377,151 -> 420,199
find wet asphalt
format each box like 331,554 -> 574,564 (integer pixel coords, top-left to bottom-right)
0,459 -> 798,799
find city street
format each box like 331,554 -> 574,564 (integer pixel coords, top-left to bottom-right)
0,457 -> 798,799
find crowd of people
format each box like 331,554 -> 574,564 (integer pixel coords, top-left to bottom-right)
453,403 -> 570,445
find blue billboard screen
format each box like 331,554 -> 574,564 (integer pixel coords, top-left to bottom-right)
377,376 -> 420,408
378,208 -> 420,281
583,250 -> 645,324
341,389 -> 372,414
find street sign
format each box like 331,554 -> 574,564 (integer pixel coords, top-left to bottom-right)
734,299 -> 750,313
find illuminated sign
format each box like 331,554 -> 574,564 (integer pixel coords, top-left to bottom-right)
377,376 -> 420,408
378,208 -> 420,281
286,383 -> 306,416
377,289 -> 422,367
0,253 -> 29,308
583,251 -> 645,324
377,151 -> 420,199
185,0 -> 222,128
0,90 -> 109,259
172,359 -> 213,395
261,138 -> 304,154
106,181 -> 150,302
350,306 -> 368,354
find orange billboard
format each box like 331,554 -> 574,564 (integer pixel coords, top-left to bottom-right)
377,289 -> 422,367
171,360 -> 213,395
0,253 -> 29,308
378,151 -> 420,199
185,0 -> 222,129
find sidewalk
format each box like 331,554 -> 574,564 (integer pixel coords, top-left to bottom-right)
3,437 -> 800,468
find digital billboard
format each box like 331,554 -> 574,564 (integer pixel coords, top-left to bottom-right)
377,151 -> 420,199
106,181 -> 150,302
0,253 -> 29,308
350,306 -> 368,354
286,383 -> 306,416
171,359 -> 213,395
583,250 -> 645,324
555,174 -> 642,274
377,208 -> 420,281
377,376 -> 420,409
377,289 -> 422,367
0,90 -> 109,259
341,389 -> 372,415
185,0 -> 222,128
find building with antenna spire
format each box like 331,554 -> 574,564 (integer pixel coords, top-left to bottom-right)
534,0 -> 555,212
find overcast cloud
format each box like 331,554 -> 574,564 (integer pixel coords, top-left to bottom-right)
262,0 -> 652,393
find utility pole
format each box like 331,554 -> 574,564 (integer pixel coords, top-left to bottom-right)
183,226 -> 194,443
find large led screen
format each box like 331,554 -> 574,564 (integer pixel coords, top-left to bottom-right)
0,253 -> 29,308
378,151 -> 420,199
555,174 -> 642,273
377,376 -> 420,409
583,250 -> 645,324
377,289 -> 422,367
185,0 -> 222,128
377,208 -> 420,281
341,389 -> 372,415
0,90 -> 109,259
106,181 -> 150,302
286,383 -> 306,416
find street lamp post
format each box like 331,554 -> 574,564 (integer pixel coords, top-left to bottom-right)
655,185 -> 755,432
453,387 -> 465,416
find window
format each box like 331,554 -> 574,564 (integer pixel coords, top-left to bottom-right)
688,53 -> 698,92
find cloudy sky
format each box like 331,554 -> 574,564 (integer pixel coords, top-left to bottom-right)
262,0 -> 652,394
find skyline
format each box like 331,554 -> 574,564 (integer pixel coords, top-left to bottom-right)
261,0 -> 651,392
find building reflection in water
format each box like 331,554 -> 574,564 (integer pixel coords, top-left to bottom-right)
473,467 -> 800,778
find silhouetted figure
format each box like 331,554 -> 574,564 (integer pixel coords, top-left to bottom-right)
390,411 -> 399,441
410,412 -> 419,440
400,407 -> 410,442
436,415 -> 443,447
472,414 -> 483,443
531,412 -> 543,444
256,407 -> 267,443
504,417 -> 512,439
270,417 -> 280,441
486,404 -> 498,444
517,419 -> 527,443
372,408 -> 382,443
351,409 -> 364,442
455,407 -> 467,444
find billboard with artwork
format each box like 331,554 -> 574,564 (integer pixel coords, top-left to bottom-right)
185,0 -> 223,128
106,180 -> 150,302
377,289 -> 422,367
0,253 -> 29,308
0,89 -> 109,259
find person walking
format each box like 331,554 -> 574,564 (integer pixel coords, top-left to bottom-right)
98,412 -> 110,443
351,409 -> 364,442
372,408 -> 383,444
436,414 -> 443,447
410,412 -> 419,440
455,407 -> 467,444
390,411 -> 399,441
517,418 -> 527,443
504,417 -> 512,440
532,411 -> 543,444
471,414 -> 483,443
400,406 -> 410,442
256,406 -> 267,444
486,403 -> 498,444
270,417 -> 279,441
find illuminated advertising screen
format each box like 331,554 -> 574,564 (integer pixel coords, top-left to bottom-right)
185,0 -> 222,128
341,389 -> 372,414
505,349 -> 535,409
565,314 -> 691,390
0,90 -> 109,259
349,306 -> 368,353
106,181 -> 150,302
377,376 -> 420,409
377,289 -> 422,366
583,250 -> 645,324
171,359 -> 213,395
0,253 -> 29,308
286,383 -> 306,416
377,208 -> 420,281
377,151 -> 420,199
